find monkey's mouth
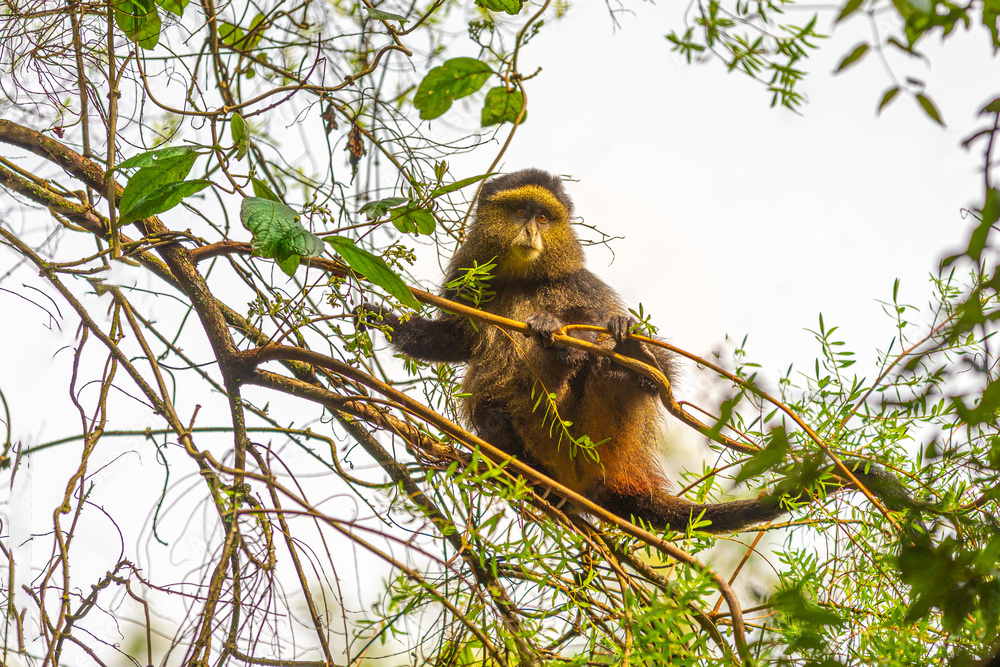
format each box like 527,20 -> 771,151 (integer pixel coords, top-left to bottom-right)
509,245 -> 541,263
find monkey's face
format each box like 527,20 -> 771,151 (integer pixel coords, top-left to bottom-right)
480,184 -> 579,279
508,202 -> 548,265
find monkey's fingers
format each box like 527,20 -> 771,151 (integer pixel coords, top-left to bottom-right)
353,301 -> 397,332
525,312 -> 563,347
607,315 -> 636,344
606,314 -> 659,368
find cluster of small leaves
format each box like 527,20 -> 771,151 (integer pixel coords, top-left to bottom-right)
832,0 -> 959,124
669,0 -> 995,119
530,383 -> 605,463
666,3 -> 825,110
444,259 -> 498,308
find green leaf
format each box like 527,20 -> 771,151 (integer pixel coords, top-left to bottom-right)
414,58 -> 493,120
480,86 -> 527,126
389,205 -> 436,235
118,179 -> 211,225
916,93 -> 945,126
981,97 -> 1000,116
231,113 -> 249,160
877,86 -> 900,115
114,0 -> 161,49
251,177 -> 281,202
276,254 -> 301,277
985,0 -> 1000,48
734,425 -> 789,487
119,150 -> 199,218
475,0 -> 525,14
893,0 -> 933,18
154,0 -> 188,16
835,0 -> 865,22
326,237 -> 420,309
245,13 -> 266,49
771,581 -> 847,627
429,173 -> 492,198
367,7 -> 408,24
961,187 -> 1000,263
113,146 -> 198,172
218,21 -> 244,48
359,197 -> 408,220
835,43 -> 869,72
240,197 -> 325,274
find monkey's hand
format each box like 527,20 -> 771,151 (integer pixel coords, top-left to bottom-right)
525,312 -> 563,347
606,315 -> 660,368
526,312 -> 587,365
353,301 -> 399,333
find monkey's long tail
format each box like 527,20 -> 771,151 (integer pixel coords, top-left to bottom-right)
603,459 -> 924,534
602,491 -> 784,534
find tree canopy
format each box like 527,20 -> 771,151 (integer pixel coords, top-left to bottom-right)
1,0 -> 999,665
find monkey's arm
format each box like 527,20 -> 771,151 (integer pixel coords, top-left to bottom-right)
359,304 -> 475,363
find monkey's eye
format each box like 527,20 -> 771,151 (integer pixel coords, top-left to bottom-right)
536,213 -> 548,224
516,208 -> 527,218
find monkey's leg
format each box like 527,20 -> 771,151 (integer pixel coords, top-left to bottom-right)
472,403 -> 528,459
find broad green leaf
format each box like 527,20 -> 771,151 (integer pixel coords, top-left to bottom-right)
877,86 -> 900,115
276,254 -> 301,277
119,150 -> 199,218
231,113 -> 249,160
414,58 -> 493,120
118,179 -> 211,225
916,93 -> 945,126
113,146 -> 197,172
429,173 -> 492,198
155,0 -> 188,16
326,237 -> 420,309
240,197 -> 325,274
367,7 -> 408,24
835,0 -> 864,22
218,21 -> 244,48
389,205 -> 436,235
481,86 -> 527,126
251,177 -> 281,202
245,13 -> 266,49
475,0 -> 525,14
359,197 -> 408,220
835,43 -> 869,72
114,0 -> 161,49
